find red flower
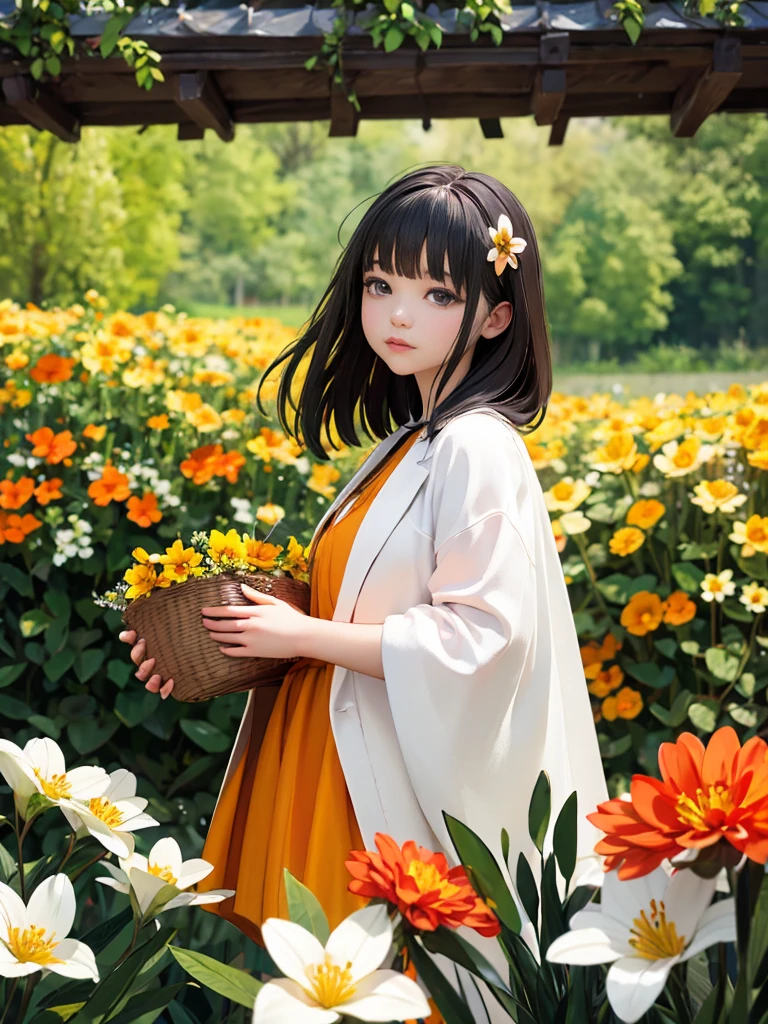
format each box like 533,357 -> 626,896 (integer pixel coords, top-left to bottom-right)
345,832 -> 500,937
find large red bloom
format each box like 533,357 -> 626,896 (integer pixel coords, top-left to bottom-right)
587,726 -> 768,879
345,832 -> 500,937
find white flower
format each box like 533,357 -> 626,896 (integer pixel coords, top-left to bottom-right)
700,569 -> 736,604
0,874 -> 99,981
546,867 -> 735,1024
486,213 -> 527,275
96,836 -> 234,920
559,510 -> 592,536
0,738 -> 110,821
740,581 -> 768,614
59,768 -> 160,859
253,903 -> 430,1023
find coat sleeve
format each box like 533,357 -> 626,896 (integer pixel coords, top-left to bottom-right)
379,417 -> 542,858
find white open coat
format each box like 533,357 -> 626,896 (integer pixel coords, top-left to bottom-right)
214,407 -> 608,1021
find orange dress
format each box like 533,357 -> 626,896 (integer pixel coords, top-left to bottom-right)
199,429 -> 423,943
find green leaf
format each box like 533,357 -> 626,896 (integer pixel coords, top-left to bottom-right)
43,647 -> 75,683
179,718 -> 230,753
420,927 -> 514,1004
383,25 -> 404,51
0,563 -> 33,597
168,947 -> 262,1010
688,700 -> 719,734
405,935 -> 476,1024
552,791 -> 578,890
515,852 -> 539,939
114,689 -> 157,729
106,658 -> 134,690
73,647 -> 105,684
677,540 -> 719,561
598,733 -> 633,759
654,638 -> 678,660
443,812 -> 520,933
705,647 -> 740,682
67,715 -> 121,755
726,703 -> 758,729
102,983 -> 185,1024
649,689 -> 694,728
28,714 -> 61,740
0,663 -> 26,689
166,755 -> 217,798
595,573 -> 632,605
735,673 -> 756,699
626,574 -> 659,598
19,609 -> 53,638
681,640 -> 701,656
671,561 -> 706,594
44,55 -> 61,76
2,695 -> 34,720
622,660 -> 675,689
283,869 -> 331,944
528,771 -> 551,854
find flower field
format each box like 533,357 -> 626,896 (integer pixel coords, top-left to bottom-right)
1,293 -> 767,822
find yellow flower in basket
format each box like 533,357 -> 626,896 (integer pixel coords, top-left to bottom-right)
206,528 -> 248,566
124,547 -> 171,600
157,539 -> 206,583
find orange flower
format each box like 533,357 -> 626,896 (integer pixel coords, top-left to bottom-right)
34,478 -> 64,506
588,664 -> 624,698
87,462 -> 131,506
601,686 -> 643,721
126,491 -> 163,528
0,476 -> 35,510
0,511 -> 42,544
580,633 -> 623,680
29,353 -> 76,384
626,499 -> 665,530
83,423 -> 108,442
620,591 -> 665,636
25,426 -> 78,464
609,526 -> 645,557
147,413 -> 170,430
587,727 -> 768,879
663,590 -> 697,626
345,832 -> 500,937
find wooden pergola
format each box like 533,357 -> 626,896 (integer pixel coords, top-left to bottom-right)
1,0 -> 766,145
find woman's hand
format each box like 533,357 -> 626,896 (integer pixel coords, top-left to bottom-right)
201,582 -> 309,661
117,629 -> 175,699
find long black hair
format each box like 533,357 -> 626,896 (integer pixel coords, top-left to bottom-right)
255,164 -> 553,563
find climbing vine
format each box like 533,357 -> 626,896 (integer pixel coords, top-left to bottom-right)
0,0 -> 748,110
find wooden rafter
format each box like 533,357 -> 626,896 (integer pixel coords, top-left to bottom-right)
1,74 -> 80,142
329,79 -> 360,137
531,31 -> 569,127
670,36 -> 743,137
174,71 -> 235,141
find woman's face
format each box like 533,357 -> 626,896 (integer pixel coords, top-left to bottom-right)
361,242 -> 511,417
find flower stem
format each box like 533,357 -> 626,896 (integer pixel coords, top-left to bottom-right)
68,848 -> 109,884
56,832 -> 76,875
14,975 -> 37,1024
13,806 -> 25,903
718,612 -> 763,706
0,980 -> 19,1024
573,533 -> 612,623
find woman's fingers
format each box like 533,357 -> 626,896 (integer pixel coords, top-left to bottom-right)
135,657 -> 155,681
159,678 -> 175,699
118,629 -> 136,645
145,675 -> 175,699
129,639 -> 146,666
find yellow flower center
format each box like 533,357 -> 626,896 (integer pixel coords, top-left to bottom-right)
32,767 -> 71,800
674,451 -> 694,468
88,796 -> 124,829
629,900 -> 686,960
709,580 -> 724,593
406,859 -> 461,899
552,482 -> 573,500
708,480 -> 734,500
7,924 -> 66,965
148,862 -> 177,884
306,954 -> 357,1008
676,785 -> 735,831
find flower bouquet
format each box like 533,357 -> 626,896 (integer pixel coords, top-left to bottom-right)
94,527 -> 311,702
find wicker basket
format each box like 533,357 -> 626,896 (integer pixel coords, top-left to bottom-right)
122,571 -> 311,703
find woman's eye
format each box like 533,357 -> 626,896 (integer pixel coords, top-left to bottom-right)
363,278 -> 389,296
429,290 -> 456,307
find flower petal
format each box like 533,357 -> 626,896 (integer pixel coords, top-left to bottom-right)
0,880 -> 27,935
339,969 -> 431,1021
65,766 -> 111,800
546,927 -> 626,966
261,918 -> 327,989
176,859 -> 215,889
253,978 -> 340,1024
149,837 -> 183,878
24,737 -> 66,777
680,898 -> 737,961
325,905 -> 392,984
105,769 -> 138,802
27,874 -> 75,939
46,938 -> 99,981
661,870 -> 717,940
605,955 -> 677,1024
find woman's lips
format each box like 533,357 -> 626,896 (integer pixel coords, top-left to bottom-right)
386,340 -> 415,351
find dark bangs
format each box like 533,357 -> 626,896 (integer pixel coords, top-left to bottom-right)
256,164 -> 552,462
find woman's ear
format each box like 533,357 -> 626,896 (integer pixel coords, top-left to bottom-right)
481,300 -> 513,340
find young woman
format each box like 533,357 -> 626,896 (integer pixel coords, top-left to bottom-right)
120,164 -> 608,1021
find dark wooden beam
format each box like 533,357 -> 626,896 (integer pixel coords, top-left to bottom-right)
177,122 -> 206,140
1,75 -> 80,142
670,36 -> 742,137
329,80 -> 359,137
479,117 -> 503,139
174,71 -> 234,141
549,115 -> 569,146
532,32 -> 569,126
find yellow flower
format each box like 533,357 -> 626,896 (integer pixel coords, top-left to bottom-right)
689,479 -> 747,515
643,417 -> 687,452
626,499 -> 665,530
158,539 -> 205,583
186,403 -> 223,432
587,431 -> 640,474
256,503 -> 285,526
308,463 -> 342,500
652,437 -> 713,478
207,528 -> 247,566
486,214 -> 527,275
620,592 -> 665,636
739,581 -> 768,614
543,477 -> 591,513
747,449 -> 768,471
123,548 -> 171,600
601,686 -> 643,722
729,515 -> 768,557
609,526 -> 645,557
700,569 -> 736,604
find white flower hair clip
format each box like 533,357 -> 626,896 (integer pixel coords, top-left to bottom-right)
487,213 -> 527,275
